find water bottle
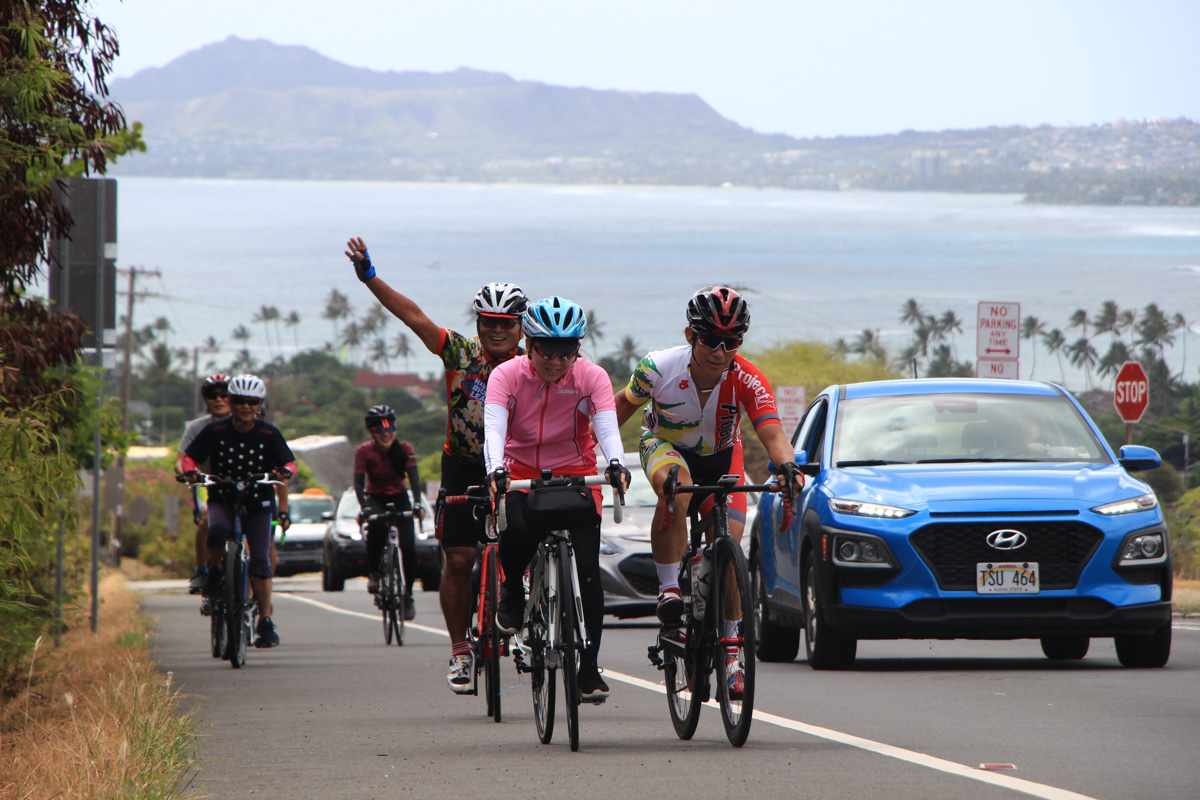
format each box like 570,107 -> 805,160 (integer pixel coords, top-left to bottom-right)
690,548 -> 711,621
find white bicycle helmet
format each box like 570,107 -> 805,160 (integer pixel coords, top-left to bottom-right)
473,282 -> 529,317
227,374 -> 267,399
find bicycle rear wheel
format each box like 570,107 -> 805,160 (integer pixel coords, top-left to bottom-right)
225,544 -> 247,668
558,541 -> 580,752
210,599 -> 226,658
530,575 -> 556,744
712,536 -> 755,746
484,549 -> 503,722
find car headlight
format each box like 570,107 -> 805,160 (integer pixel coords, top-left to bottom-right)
829,498 -> 915,519
1092,494 -> 1158,516
1117,530 -> 1168,566
599,537 -> 621,556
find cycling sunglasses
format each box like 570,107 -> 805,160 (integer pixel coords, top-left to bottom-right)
229,395 -> 262,407
532,339 -> 580,360
478,315 -> 519,330
695,331 -> 743,351
200,386 -> 228,400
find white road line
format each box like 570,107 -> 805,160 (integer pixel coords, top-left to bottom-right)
280,592 -> 1099,800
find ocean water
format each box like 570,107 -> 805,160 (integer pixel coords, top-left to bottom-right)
69,178 -> 1200,384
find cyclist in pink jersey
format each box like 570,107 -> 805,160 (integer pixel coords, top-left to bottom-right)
615,287 -> 803,646
345,236 -> 527,693
484,296 -> 630,703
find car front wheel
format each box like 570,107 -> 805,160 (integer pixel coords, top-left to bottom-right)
322,546 -> 345,592
1114,624 -> 1171,668
752,547 -> 800,663
1040,635 -> 1090,660
802,560 -> 856,670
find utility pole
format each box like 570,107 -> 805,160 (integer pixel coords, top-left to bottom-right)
116,266 -> 163,433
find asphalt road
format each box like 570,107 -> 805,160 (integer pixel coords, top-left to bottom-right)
140,578 -> 1200,800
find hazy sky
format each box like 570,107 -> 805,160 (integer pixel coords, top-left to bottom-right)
90,0 -> 1200,139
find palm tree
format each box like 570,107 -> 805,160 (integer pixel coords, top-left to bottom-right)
1020,315 -> 1046,380
1068,309 -> 1090,339
1097,341 -> 1133,380
1093,301 -> 1120,343
1042,328 -> 1068,386
231,324 -> 252,350
230,348 -> 256,373
937,309 -> 963,360
899,299 -> 926,329
284,311 -> 301,351
831,338 -> 850,360
267,305 -> 283,352
201,335 -> 221,371
340,321 -> 364,364
1172,313 -> 1189,379
369,337 -> 391,372
1118,309 -> 1137,347
391,333 -> 412,371
1135,303 -> 1175,363
252,305 -> 276,359
584,309 -> 606,356
1066,337 -> 1098,390
851,328 -> 886,361
152,316 -> 174,352
362,306 -> 389,338
615,335 -> 642,376
323,289 -> 352,347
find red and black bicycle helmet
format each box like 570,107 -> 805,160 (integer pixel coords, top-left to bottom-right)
686,286 -> 750,336
200,373 -> 230,400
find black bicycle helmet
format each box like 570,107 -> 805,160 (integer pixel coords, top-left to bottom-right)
200,373 -> 229,400
686,286 -> 750,336
365,404 -> 396,432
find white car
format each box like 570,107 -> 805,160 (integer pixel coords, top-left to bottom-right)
273,491 -> 336,577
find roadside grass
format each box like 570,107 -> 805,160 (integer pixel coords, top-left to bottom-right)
0,572 -> 199,800
1174,578 -> 1200,615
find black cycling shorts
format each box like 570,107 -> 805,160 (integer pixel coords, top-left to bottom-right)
440,452 -> 486,550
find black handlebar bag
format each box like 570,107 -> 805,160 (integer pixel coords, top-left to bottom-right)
524,483 -> 598,533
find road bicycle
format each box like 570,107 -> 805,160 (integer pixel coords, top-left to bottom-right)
647,467 -> 790,747
180,471 -> 286,668
501,471 -> 624,752
437,484 -> 507,721
363,504 -> 418,646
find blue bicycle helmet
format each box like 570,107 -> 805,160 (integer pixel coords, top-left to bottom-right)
522,296 -> 588,339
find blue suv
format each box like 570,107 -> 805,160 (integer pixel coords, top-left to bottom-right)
753,378 -> 1173,669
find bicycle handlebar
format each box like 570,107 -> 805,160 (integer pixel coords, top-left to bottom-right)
662,467 -> 794,532
497,473 -> 624,532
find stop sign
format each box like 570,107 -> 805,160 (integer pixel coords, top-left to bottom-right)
1114,361 -> 1149,422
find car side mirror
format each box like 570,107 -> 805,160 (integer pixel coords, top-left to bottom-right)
1118,445 -> 1161,473
321,511 -> 335,521
768,451 -> 821,477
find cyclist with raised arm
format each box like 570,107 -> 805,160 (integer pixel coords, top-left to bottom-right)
175,374 -> 231,593
345,236 -> 527,692
614,286 -> 803,695
182,374 -> 296,648
355,404 -> 424,619
485,296 -> 630,703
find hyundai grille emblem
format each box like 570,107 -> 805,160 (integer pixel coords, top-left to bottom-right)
986,529 -> 1028,550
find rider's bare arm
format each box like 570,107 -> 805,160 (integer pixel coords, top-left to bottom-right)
344,237 -> 442,352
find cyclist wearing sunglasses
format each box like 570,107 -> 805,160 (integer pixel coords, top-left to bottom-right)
355,404 -> 424,615
614,286 -> 802,647
182,374 -> 296,648
175,374 -> 232,594
484,296 -> 630,702
344,236 -> 529,692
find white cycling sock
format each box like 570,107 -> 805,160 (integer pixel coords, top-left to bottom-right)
656,562 -> 680,591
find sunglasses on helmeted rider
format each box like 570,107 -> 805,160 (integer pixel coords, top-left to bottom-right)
200,387 -> 228,400
695,331 -> 743,351
478,315 -> 519,330
532,340 -> 580,360
230,395 -> 261,407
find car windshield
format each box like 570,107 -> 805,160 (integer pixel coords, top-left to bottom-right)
338,493 -> 361,518
832,392 -> 1109,465
289,496 -> 335,523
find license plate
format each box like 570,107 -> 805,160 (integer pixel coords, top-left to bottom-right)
976,562 -> 1039,594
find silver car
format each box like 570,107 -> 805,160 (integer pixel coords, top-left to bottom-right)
598,454 -> 758,619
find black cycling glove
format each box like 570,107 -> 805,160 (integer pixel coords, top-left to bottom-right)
352,249 -> 377,282
777,461 -> 804,502
605,460 -> 631,490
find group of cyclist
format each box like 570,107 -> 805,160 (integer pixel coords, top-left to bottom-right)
174,235 -> 802,702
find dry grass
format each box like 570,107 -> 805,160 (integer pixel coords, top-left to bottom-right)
0,573 -> 198,800
1175,578 -> 1200,614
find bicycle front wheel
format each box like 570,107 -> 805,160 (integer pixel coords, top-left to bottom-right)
210,599 -> 226,659
712,536 -> 755,747
530,574 -> 556,744
382,546 -> 402,645
225,544 -> 247,668
557,541 -> 580,752
484,549 -> 503,722
664,617 -> 704,739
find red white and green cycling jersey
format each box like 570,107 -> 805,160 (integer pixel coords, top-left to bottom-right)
622,344 -> 781,456
437,328 -> 522,466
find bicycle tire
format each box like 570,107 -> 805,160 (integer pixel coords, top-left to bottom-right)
225,543 -> 246,668
210,599 -> 225,659
394,539 -> 406,646
484,548 -> 502,722
712,536 -> 755,747
665,552 -> 703,740
382,545 -> 400,645
558,540 -> 581,752
530,563 -> 555,744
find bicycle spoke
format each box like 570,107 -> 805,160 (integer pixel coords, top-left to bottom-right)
712,537 -> 755,747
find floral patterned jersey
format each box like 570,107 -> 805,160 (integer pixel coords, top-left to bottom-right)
437,328 -> 523,466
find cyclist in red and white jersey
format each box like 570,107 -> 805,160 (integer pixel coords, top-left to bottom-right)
345,236 -> 527,692
485,296 -> 630,702
615,287 -> 803,653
